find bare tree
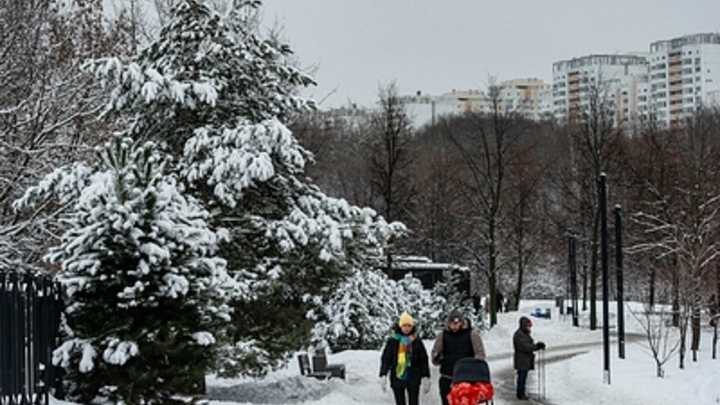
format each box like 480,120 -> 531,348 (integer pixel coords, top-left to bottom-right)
628,109 -> 720,367
630,305 -> 681,378
0,0 -> 134,271
408,128 -> 469,264
367,82 -> 415,225
439,80 -> 534,326
502,124 -> 550,308
565,72 -> 624,330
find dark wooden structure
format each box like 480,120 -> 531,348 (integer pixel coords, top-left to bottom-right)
382,255 -> 471,296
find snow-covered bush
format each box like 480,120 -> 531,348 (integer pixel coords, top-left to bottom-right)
310,269 -> 471,351
35,137 -> 235,405
396,274 -> 446,338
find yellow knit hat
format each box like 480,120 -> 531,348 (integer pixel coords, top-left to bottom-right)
398,311 -> 414,327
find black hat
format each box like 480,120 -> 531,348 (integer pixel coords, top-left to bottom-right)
447,309 -> 464,323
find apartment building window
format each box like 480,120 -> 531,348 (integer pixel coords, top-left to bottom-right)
683,78 -> 694,84
682,68 -> 693,75
651,73 -> 667,80
684,107 -> 695,114
683,98 -> 694,104
682,58 -> 692,65
638,96 -> 647,102
695,58 -> 701,64
696,66 -> 702,72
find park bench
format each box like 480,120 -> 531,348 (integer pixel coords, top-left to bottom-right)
297,350 -> 346,380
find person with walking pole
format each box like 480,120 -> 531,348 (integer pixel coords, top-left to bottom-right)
513,316 -> 545,401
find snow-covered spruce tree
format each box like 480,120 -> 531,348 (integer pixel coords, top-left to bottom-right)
309,269 -> 401,351
311,271 -> 446,350
396,274 -> 446,338
432,271 -> 479,328
82,0 -> 405,375
19,137 -> 235,405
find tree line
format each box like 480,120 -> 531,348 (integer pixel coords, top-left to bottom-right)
292,81 -> 720,358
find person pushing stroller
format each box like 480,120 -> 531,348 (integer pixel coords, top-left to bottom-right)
431,309 -> 486,405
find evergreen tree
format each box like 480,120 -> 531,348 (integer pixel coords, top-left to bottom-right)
28,137 -> 235,405
309,269 -> 399,351
432,271 -> 479,327
311,270 -> 450,350
396,274 -> 445,338
79,0 -> 405,375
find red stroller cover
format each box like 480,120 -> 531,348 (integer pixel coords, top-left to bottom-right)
447,358 -> 494,405
447,382 -> 494,405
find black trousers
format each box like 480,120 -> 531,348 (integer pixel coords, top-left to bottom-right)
438,376 -> 453,405
392,385 -> 420,405
516,369 -> 529,399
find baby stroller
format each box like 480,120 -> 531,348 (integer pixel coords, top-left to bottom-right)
447,358 -> 494,405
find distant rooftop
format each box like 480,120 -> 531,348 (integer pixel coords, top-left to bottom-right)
387,255 -> 469,272
650,32 -> 720,52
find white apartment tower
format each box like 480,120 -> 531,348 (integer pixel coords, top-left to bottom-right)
496,78 -> 550,121
648,33 -> 720,127
552,54 -> 649,125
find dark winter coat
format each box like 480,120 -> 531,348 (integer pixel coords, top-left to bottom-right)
379,325 -> 431,388
513,316 -> 536,371
431,318 -> 486,378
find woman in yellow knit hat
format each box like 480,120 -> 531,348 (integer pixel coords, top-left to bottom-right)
379,311 -> 431,405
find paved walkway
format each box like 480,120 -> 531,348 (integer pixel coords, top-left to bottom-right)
485,333 -> 646,405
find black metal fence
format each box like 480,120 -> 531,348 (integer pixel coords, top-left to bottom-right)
0,271 -> 63,405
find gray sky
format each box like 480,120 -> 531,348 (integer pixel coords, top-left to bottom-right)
260,0 -> 720,109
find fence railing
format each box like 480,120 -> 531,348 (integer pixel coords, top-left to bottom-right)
0,271 -> 63,405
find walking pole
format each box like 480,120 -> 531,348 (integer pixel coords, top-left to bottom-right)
540,348 -> 546,401
537,348 -> 541,400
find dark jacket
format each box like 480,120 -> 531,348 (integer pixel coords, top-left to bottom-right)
431,318 -> 486,378
513,316 -> 536,370
379,325 -> 431,388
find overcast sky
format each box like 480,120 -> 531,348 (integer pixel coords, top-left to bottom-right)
260,0 -> 720,109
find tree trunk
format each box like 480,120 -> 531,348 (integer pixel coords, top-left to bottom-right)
713,322 -> 718,360
679,315 -> 687,369
648,264 -> 655,308
691,302 -> 701,362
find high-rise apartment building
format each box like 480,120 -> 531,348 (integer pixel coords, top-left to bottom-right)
392,33 -> 720,130
552,54 -> 649,125
496,78 -> 550,121
648,33 -> 720,126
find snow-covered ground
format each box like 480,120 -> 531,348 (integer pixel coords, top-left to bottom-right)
50,300 -> 720,405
